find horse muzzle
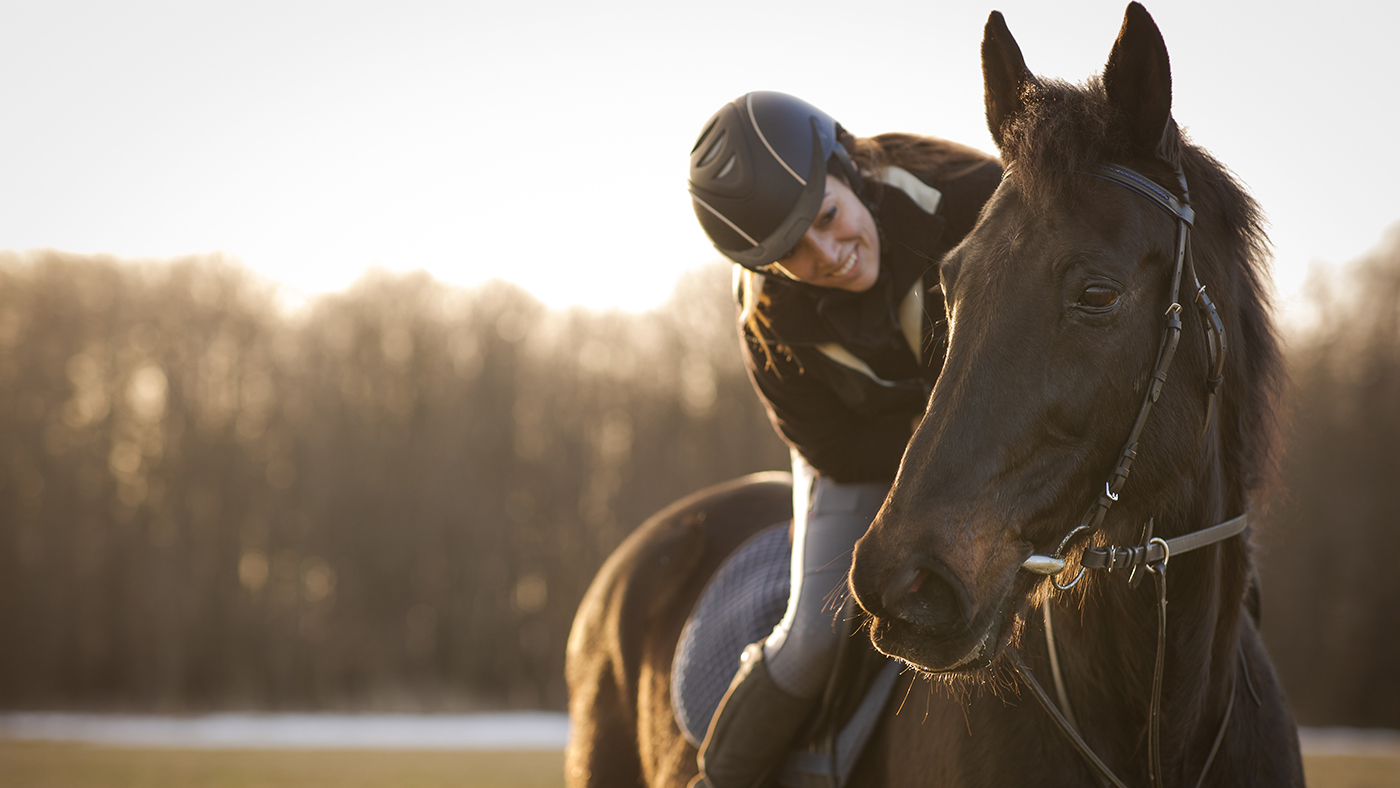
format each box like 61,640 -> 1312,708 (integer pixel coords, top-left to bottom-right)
851,526 -> 1028,673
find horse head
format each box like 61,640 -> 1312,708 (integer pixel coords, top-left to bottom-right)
849,2 -> 1281,675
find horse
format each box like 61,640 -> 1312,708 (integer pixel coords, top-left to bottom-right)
566,5 -> 1303,786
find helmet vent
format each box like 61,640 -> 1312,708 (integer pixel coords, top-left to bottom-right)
697,130 -> 727,168
717,155 -> 736,179
690,119 -> 718,155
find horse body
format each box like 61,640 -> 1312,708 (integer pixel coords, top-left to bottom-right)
568,5 -> 1302,786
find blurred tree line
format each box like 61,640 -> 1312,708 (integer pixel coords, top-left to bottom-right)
1257,226 -> 1400,728
0,239 -> 1396,726
0,250 -> 785,712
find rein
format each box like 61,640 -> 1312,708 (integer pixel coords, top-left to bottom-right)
1011,163 -> 1242,788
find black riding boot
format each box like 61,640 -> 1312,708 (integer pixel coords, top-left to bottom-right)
691,642 -> 815,788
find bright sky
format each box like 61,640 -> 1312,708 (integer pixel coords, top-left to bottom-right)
2,1 -> 1396,326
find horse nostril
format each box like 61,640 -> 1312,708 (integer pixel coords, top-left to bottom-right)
884,561 -> 970,635
907,568 -> 930,595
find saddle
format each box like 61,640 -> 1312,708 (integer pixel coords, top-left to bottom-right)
672,523 -> 901,788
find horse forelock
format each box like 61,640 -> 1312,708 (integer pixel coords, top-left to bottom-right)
999,74 -> 1284,506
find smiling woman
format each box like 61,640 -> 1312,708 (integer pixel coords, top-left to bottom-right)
680,89 -> 1003,788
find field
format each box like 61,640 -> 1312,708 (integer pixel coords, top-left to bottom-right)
0,743 -> 564,788
1305,755 -> 1400,788
1,742 -> 1397,788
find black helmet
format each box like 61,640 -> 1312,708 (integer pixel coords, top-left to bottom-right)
688,92 -> 863,272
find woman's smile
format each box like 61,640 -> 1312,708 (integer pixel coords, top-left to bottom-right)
833,249 -> 858,278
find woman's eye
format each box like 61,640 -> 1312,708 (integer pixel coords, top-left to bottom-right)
1079,286 -> 1119,308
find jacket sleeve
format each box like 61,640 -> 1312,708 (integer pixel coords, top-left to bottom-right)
742,332 -> 916,484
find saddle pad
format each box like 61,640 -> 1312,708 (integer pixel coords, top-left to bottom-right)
672,522 -> 791,746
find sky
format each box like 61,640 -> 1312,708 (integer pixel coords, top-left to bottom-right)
1,1 -> 1397,327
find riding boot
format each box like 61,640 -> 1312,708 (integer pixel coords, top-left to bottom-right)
692,642 -> 815,788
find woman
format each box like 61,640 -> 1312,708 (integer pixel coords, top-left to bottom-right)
685,91 -> 1002,788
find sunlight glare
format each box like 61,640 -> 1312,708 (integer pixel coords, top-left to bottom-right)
0,1 -> 1396,318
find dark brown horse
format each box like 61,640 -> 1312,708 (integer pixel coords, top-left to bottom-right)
567,5 -> 1302,786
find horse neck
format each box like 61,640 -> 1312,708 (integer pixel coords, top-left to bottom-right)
1047,430 -> 1249,773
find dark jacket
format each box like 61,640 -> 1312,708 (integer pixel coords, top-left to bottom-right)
739,152 -> 1002,483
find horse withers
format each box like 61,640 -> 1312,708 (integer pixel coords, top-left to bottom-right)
568,4 -> 1303,786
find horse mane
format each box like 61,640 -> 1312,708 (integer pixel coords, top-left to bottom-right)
999,75 -> 1285,506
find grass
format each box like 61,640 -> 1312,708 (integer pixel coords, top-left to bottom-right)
0,742 -> 565,788
1,742 -> 1396,787
1305,754 -> 1400,788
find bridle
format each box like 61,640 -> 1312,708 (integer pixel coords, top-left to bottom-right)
1008,163 -> 1248,788
1018,162 -> 1232,588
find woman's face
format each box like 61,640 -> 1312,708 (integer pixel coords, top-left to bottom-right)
771,174 -> 880,292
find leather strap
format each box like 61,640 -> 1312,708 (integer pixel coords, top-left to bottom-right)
1082,513 -> 1248,571
1019,629 -> 1242,788
1011,648 -> 1129,788
1083,164 -> 1194,226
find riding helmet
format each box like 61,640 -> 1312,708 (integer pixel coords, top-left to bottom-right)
688,92 -> 863,272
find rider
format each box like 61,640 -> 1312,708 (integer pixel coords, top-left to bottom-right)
686,92 -> 1002,788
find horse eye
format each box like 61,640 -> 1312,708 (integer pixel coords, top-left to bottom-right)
1079,286 -> 1119,308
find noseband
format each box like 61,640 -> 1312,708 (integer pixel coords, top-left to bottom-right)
1011,163 -> 1246,788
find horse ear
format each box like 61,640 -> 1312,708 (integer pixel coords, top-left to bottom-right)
982,10 -> 1036,151
1103,2 -> 1175,159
